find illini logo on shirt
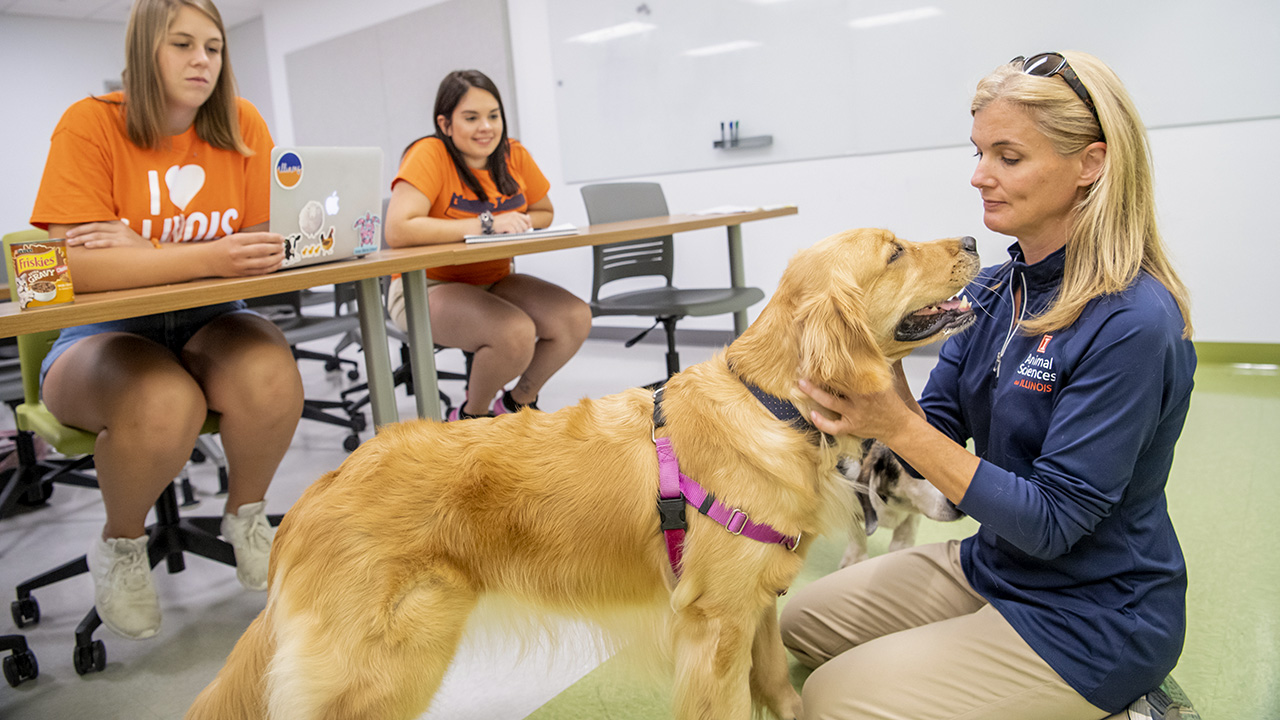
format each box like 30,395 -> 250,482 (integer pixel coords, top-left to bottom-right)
1013,335 -> 1058,394
275,152 -> 304,189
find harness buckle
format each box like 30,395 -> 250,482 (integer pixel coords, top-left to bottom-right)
785,531 -> 802,552
657,496 -> 688,532
726,508 -> 749,535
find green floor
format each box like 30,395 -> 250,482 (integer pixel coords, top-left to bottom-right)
530,361 -> 1280,720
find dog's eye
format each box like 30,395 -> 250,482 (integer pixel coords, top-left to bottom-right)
888,244 -> 904,264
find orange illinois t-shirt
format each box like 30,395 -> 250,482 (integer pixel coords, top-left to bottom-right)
392,137 -> 550,284
31,92 -> 273,244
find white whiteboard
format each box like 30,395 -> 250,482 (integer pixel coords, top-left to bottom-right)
548,0 -> 1280,182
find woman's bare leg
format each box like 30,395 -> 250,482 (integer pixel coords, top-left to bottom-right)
425,282 -> 539,416
181,312 -> 303,514
489,274 -> 592,405
42,333 -> 208,540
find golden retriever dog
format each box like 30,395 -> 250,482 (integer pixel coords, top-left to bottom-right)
838,440 -> 965,567
186,228 -> 979,720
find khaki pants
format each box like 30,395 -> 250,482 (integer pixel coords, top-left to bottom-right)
779,540 -> 1116,720
387,275 -> 409,333
386,275 -> 498,333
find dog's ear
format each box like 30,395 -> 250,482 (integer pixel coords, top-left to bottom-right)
857,488 -> 879,536
797,290 -> 892,396
856,453 -> 881,536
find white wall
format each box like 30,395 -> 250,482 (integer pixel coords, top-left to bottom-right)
258,0 -> 454,150
227,15 -> 275,131
0,15 -> 125,236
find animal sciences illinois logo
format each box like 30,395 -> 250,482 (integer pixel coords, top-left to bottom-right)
1012,335 -> 1057,394
274,152 -> 303,189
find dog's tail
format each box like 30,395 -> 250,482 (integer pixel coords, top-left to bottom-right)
185,609 -> 274,720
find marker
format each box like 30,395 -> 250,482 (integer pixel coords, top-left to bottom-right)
720,122 -> 725,145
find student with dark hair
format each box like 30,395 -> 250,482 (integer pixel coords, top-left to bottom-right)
385,69 -> 591,420
29,0 -> 303,640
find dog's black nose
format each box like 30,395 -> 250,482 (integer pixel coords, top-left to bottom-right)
960,236 -> 978,254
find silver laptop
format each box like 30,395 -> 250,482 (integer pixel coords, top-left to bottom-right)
270,146 -> 383,269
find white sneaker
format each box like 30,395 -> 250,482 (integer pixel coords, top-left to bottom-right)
221,501 -> 274,591
88,534 -> 161,640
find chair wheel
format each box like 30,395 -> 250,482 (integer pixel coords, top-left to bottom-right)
351,414 -> 367,432
343,434 -> 361,452
4,649 -> 38,687
73,639 -> 106,675
179,478 -> 200,508
347,369 -> 360,381
16,480 -> 53,507
11,598 -> 39,628
190,447 -> 207,464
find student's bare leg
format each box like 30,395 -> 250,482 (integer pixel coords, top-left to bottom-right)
182,312 -> 303,514
42,333 -> 208,540
490,274 -> 592,405
426,282 -> 538,416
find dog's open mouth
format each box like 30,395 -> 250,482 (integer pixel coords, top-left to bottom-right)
895,294 -> 975,342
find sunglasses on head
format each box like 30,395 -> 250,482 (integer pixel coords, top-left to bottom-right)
1012,52 -> 1103,137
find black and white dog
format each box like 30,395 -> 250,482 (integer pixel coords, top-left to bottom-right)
839,440 -> 965,567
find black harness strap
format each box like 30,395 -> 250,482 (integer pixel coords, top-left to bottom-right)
653,386 -> 687,534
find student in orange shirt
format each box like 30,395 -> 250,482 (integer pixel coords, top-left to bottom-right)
385,69 -> 592,420
28,0 -> 303,640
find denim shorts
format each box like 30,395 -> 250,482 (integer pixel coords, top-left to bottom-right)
40,301 -> 252,386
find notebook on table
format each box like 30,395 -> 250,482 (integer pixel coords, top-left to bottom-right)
270,146 -> 384,269
463,223 -> 580,243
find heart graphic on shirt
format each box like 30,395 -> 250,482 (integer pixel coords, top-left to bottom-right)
165,164 -> 206,211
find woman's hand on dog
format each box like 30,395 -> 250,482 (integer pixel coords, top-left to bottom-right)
799,365 -> 979,506
798,376 -> 916,443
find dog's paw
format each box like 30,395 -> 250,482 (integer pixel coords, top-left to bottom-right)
764,687 -> 803,720
839,540 -> 869,568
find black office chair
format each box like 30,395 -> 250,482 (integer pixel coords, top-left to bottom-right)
1,634 -> 37,687
295,282 -> 362,380
0,236 -> 98,520
580,182 -> 765,378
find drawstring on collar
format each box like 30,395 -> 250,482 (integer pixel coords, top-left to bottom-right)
994,270 -> 1028,378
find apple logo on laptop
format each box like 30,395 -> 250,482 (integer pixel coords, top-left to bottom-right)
325,191 -> 340,216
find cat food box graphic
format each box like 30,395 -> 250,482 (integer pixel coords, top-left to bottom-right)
10,239 -> 75,309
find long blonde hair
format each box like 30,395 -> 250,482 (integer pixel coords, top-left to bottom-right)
119,0 -> 249,153
972,51 -> 1192,338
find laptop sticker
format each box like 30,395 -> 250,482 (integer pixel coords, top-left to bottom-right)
275,152 -> 304,189
352,212 -> 381,256
282,198 -> 337,268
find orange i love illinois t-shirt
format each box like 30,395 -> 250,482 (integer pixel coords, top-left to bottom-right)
393,136 -> 550,285
31,92 -> 273,243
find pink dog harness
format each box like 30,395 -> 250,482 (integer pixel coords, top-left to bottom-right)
653,386 -> 802,579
